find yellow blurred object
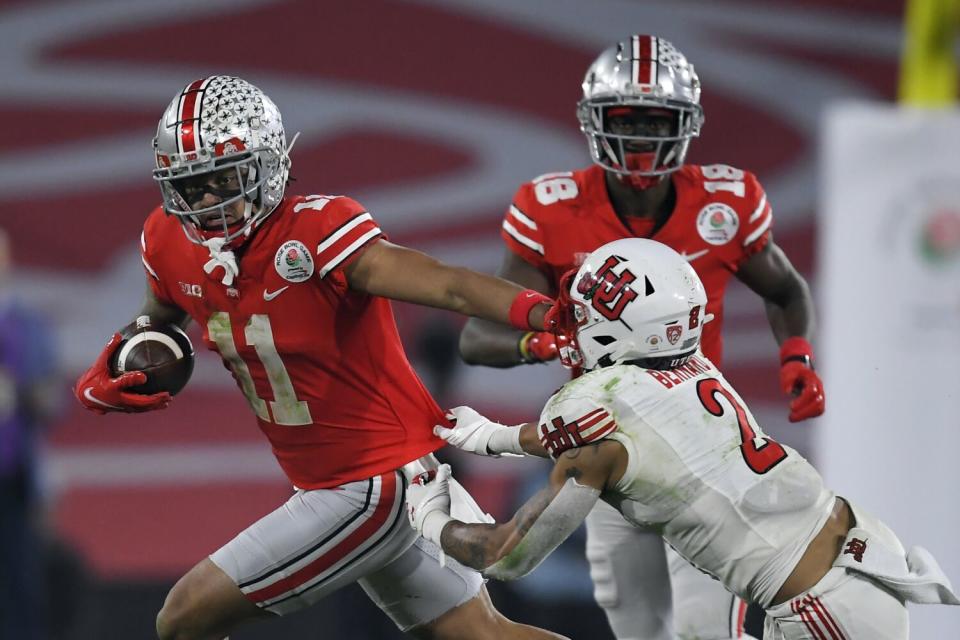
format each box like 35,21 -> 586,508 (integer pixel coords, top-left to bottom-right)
899,0 -> 960,105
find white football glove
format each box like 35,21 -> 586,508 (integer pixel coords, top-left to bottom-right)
406,463 -> 454,547
434,406 -> 525,457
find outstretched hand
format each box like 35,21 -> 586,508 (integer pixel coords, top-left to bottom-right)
435,406 -> 524,457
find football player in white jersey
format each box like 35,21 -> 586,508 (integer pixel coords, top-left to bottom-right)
408,239 -> 959,639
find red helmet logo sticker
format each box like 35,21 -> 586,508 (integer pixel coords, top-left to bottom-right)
215,137 -> 246,157
580,255 -> 640,321
666,325 -> 682,345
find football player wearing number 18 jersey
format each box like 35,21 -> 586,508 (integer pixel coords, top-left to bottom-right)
73,76 -> 566,640
460,36 -> 825,639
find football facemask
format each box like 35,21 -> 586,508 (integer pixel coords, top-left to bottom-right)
601,106 -> 681,189
553,269 -> 588,369
161,159 -> 263,245
578,35 -> 704,188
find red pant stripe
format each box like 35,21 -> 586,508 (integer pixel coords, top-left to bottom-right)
796,597 -> 830,640
733,598 -> 747,637
811,596 -> 846,639
244,472 -> 399,603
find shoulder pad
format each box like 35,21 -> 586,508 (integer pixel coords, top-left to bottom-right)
517,171 -> 585,211
689,165 -> 772,250
286,195 -> 383,279
288,194 -> 364,216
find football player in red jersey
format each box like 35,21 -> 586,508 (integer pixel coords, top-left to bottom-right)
72,76 -> 566,640
459,36 -> 825,640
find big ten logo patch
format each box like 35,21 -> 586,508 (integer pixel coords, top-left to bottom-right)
179,282 -> 203,298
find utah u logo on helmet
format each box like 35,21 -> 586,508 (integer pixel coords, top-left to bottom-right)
578,255 -> 640,321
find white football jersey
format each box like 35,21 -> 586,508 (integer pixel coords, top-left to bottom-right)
537,353 -> 835,607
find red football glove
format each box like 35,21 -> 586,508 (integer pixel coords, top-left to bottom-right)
779,337 -> 825,423
543,299 -> 561,333
519,331 -> 564,363
74,333 -> 172,415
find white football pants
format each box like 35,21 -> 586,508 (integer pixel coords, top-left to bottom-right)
586,500 -> 752,640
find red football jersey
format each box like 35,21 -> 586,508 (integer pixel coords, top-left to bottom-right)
141,194 -> 445,489
501,164 -> 772,365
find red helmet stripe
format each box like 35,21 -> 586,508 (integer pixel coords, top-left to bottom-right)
177,78 -> 208,154
633,35 -> 657,87
650,36 -> 659,85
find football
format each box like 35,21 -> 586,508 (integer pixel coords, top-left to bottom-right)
110,316 -> 195,396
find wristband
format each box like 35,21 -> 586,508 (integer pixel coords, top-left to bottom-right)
780,336 -> 815,368
508,290 -> 551,331
518,332 -> 536,363
421,511 -> 454,547
488,425 -> 526,456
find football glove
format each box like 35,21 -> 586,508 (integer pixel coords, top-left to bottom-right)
779,337 -> 825,423
434,406 -> 525,457
519,331 -> 557,362
406,463 -> 454,546
74,333 -> 172,414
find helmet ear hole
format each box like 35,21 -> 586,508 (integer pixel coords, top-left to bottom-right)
593,335 -> 617,346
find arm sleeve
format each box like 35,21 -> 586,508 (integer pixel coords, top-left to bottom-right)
537,393 -> 618,460
484,477 -> 600,581
500,183 -> 548,270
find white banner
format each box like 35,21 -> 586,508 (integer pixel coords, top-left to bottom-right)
819,103 -> 960,637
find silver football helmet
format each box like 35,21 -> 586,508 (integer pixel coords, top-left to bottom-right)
577,36 -> 704,185
152,76 -> 291,247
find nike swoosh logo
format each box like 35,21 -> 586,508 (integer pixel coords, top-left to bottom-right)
263,286 -> 290,301
681,249 -> 709,262
83,388 -> 121,410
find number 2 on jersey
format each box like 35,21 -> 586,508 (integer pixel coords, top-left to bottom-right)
696,378 -> 787,474
207,312 -> 313,426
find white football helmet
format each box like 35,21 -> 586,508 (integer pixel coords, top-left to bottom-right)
577,35 -> 703,185
555,238 -> 709,371
152,76 -> 291,247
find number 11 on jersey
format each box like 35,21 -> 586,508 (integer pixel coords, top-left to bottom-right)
208,312 -> 313,426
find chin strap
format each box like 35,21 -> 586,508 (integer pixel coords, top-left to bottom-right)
618,172 -> 664,190
286,131 -> 301,155
202,236 -> 239,286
